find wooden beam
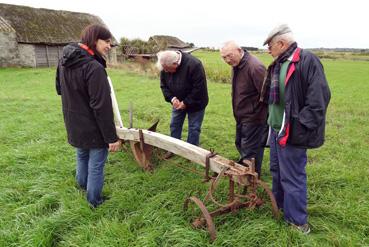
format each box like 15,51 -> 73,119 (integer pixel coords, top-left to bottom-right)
116,127 -> 251,182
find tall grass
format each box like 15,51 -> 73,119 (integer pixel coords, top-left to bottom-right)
193,50 -> 272,83
0,53 -> 368,246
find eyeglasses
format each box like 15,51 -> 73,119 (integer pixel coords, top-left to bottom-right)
222,53 -> 235,61
268,41 -> 280,50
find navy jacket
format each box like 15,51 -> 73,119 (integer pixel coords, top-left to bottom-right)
160,52 -> 208,112
56,43 -> 118,148
261,48 -> 331,149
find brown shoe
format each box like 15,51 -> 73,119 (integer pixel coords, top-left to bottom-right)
163,151 -> 174,160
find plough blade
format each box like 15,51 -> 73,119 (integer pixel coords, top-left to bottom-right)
129,120 -> 159,171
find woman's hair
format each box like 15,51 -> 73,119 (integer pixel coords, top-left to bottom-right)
80,24 -> 112,51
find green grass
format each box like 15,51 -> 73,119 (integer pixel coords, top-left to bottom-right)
193,50 -> 272,83
0,52 -> 369,246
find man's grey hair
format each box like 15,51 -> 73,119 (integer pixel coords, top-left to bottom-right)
272,32 -> 295,45
156,50 -> 180,71
220,40 -> 242,52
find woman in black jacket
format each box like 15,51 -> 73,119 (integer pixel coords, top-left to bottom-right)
56,24 -> 121,207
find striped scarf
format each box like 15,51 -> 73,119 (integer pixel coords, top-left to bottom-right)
268,42 -> 298,104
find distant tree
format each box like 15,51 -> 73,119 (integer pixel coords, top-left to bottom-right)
119,37 -> 160,55
241,46 -> 258,51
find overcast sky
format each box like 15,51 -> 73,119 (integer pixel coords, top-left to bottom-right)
1,0 -> 368,49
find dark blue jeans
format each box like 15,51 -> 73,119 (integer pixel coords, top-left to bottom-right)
76,148 -> 108,207
235,122 -> 267,177
269,129 -> 308,225
170,108 -> 205,146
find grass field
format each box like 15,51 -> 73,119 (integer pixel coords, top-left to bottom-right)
186,50 -> 272,83
0,52 -> 369,246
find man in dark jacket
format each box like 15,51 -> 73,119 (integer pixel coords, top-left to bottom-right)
261,24 -> 331,234
220,41 -> 267,177
157,50 -> 208,155
56,24 -> 121,208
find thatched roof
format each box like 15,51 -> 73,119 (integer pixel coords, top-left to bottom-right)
0,16 -> 14,32
149,35 -> 190,49
0,3 -> 116,45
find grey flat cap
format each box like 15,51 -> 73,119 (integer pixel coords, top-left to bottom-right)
263,24 -> 292,45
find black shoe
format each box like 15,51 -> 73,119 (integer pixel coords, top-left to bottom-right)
89,195 -> 110,209
75,184 -> 86,192
101,195 -> 110,202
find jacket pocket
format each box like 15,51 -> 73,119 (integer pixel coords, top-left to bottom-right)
288,117 -> 312,146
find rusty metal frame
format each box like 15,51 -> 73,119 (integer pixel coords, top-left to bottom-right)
108,75 -> 278,242
121,121 -> 279,242
183,158 -> 279,242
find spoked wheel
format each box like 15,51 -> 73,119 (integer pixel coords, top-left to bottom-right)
183,196 -> 217,242
256,180 -> 280,218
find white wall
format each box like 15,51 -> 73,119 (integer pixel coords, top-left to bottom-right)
0,31 -> 19,67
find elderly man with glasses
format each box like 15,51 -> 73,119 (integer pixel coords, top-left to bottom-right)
220,41 -> 268,178
261,24 -> 331,234
157,50 -> 208,158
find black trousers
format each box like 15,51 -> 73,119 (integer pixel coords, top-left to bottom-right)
235,122 -> 267,177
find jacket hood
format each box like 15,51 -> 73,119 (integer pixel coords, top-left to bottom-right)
61,43 -> 94,69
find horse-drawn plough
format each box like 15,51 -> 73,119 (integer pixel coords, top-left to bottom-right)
109,78 -> 279,241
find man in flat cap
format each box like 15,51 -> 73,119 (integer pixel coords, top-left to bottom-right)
220,41 -> 267,177
260,24 -> 331,233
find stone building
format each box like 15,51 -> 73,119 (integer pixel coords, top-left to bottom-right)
0,3 -> 117,67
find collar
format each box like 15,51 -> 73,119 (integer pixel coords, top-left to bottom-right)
79,43 -> 106,68
236,50 -> 249,69
79,43 -> 94,55
291,47 -> 301,62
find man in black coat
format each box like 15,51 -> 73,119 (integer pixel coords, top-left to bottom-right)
261,24 -> 331,234
157,50 -> 208,157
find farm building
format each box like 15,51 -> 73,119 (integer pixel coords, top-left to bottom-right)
121,35 -> 198,60
148,35 -> 195,52
0,3 -> 117,67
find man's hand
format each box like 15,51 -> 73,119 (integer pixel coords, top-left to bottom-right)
109,139 -> 122,152
176,101 -> 186,110
171,97 -> 180,109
